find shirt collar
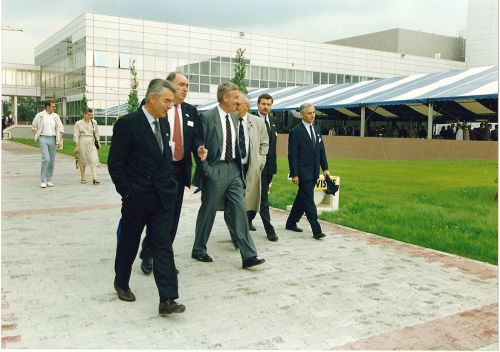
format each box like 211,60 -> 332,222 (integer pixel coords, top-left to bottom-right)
302,120 -> 313,128
217,105 -> 231,119
142,106 -> 158,125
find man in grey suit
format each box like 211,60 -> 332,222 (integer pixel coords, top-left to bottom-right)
192,82 -> 266,269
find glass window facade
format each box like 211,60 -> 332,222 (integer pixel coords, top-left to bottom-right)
30,12 -> 465,120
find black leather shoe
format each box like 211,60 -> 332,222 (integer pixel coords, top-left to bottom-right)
267,232 -> 278,242
191,253 -> 213,262
249,222 -> 256,231
140,258 -> 153,275
242,256 -> 266,269
159,299 -> 186,315
285,224 -> 303,232
313,233 -> 326,240
233,242 -> 239,250
114,281 -> 136,302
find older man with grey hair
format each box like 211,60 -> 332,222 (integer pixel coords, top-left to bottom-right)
192,82 -> 266,269
225,92 -> 270,247
108,78 -> 187,315
285,102 -> 330,239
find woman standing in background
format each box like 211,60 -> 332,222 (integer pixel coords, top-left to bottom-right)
73,108 -> 100,184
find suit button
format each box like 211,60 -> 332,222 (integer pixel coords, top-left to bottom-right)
147,175 -> 151,180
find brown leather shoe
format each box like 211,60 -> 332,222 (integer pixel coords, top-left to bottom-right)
159,299 -> 186,315
114,281 -> 136,302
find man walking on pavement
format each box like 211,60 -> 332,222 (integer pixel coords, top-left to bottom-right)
108,79 -> 186,315
138,72 -> 204,275
31,99 -> 64,188
225,92 -> 269,248
286,103 -> 330,240
247,93 -> 279,241
192,81 -> 266,269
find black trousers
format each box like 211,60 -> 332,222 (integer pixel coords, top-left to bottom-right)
286,179 -> 322,235
115,193 -> 178,301
140,161 -> 186,260
247,172 -> 275,234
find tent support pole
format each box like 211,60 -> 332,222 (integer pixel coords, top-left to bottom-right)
427,103 -> 433,139
360,107 -> 365,137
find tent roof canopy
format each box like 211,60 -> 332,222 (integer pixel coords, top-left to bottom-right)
198,65 -> 498,115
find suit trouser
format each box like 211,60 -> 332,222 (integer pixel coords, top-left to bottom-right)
115,193 -> 178,301
286,179 -> 322,235
247,172 -> 275,234
225,164 -> 248,244
140,161 -> 186,260
193,161 -> 257,260
38,136 -> 56,182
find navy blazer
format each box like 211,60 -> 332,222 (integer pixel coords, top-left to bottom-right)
139,99 -> 203,187
261,114 -> 277,176
108,109 -> 177,211
288,122 -> 328,182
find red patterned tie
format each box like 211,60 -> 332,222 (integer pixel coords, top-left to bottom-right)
173,104 -> 183,160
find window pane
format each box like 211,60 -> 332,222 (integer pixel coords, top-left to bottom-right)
295,70 -> 304,84
337,74 -> 344,84
287,69 -> 295,83
221,62 -> 230,77
200,75 -> 209,84
119,53 -> 131,69
200,84 -> 209,93
251,66 -> 259,80
211,62 -> 220,76
328,73 -> 336,84
260,67 -> 268,80
94,51 -> 107,67
190,63 -> 199,74
269,67 -> 277,81
278,68 -> 286,81
304,71 -> 313,84
320,72 -> 328,84
200,61 -> 210,75
313,72 -> 320,84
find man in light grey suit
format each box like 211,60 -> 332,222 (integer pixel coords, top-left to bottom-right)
192,82 -> 266,269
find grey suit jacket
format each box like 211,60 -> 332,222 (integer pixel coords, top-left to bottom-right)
200,106 -> 244,185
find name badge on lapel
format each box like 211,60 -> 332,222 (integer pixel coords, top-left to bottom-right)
187,120 -> 194,127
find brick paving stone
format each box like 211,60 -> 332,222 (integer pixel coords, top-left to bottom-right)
1,140 -> 498,350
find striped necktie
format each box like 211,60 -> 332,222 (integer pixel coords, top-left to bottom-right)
225,114 -> 233,161
239,118 -> 247,160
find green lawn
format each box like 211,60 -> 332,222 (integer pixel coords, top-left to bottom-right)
9,138 -> 498,264
270,158 -> 498,264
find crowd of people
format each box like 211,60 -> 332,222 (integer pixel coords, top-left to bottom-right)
437,122 -> 498,141
30,73 -> 332,317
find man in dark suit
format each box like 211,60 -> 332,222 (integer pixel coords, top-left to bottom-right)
139,72 -> 204,275
192,81 -> 265,269
285,102 -> 330,240
108,79 -> 186,315
247,93 -> 278,241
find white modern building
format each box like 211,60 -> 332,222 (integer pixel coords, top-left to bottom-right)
29,12 -> 466,124
465,0 -> 498,68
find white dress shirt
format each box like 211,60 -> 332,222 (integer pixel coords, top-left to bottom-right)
40,111 -> 57,136
302,120 -> 315,142
218,105 -> 236,160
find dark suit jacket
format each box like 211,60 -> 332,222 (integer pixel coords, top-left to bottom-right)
288,122 -> 328,182
108,109 -> 177,211
260,114 -> 277,176
138,99 -> 203,187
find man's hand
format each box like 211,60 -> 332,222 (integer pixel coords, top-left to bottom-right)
323,170 -> 330,178
292,176 -> 299,185
75,146 -> 80,153
197,145 -> 208,161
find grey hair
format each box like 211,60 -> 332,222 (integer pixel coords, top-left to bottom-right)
217,81 -> 239,102
299,102 -> 314,113
239,93 -> 251,107
146,79 -> 176,101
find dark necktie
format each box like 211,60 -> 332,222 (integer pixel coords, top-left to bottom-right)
310,125 -> 315,145
153,120 -> 162,152
225,114 -> 233,161
239,118 -> 247,160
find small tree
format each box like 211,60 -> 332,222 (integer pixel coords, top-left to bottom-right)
231,48 -> 247,94
81,88 -> 88,115
127,59 -> 139,113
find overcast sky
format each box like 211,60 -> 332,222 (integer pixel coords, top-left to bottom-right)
2,0 -> 468,64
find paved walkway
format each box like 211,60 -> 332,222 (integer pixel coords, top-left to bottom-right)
1,140 -> 498,350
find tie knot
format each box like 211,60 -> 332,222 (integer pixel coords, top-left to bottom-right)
153,120 -> 159,126
174,104 -> 178,108
239,117 -> 243,122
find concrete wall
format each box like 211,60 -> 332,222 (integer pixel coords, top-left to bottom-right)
276,135 -> 498,160
465,0 -> 499,67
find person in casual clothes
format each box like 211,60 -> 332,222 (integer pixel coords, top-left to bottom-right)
31,99 -> 64,188
73,108 -> 101,184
